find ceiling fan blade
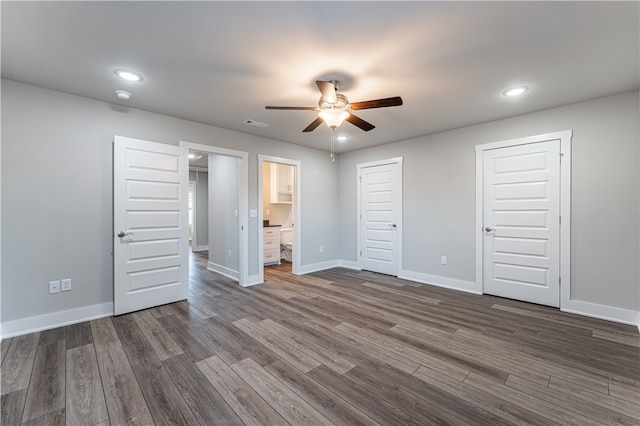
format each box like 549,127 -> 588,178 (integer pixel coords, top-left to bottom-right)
316,81 -> 337,104
302,117 -> 324,132
265,106 -> 317,110
349,96 -> 403,110
345,114 -> 375,131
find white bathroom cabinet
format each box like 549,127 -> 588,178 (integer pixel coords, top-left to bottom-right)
263,227 -> 280,265
270,164 -> 293,204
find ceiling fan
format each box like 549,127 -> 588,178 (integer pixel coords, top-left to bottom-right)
265,80 -> 403,132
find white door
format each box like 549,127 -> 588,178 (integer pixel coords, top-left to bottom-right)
483,140 -> 560,307
113,136 -> 189,315
358,159 -> 402,276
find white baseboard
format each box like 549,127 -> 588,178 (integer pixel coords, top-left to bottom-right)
399,269 -> 481,294
191,245 -> 208,252
337,259 -> 360,270
0,302 -> 113,339
207,261 -> 239,281
561,299 -> 640,327
242,274 -> 263,288
298,260 -> 340,275
4,267 -> 634,340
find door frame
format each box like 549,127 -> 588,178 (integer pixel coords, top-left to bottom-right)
180,141 -> 249,286
356,157 -> 404,275
258,155 -> 302,281
475,130 -> 572,307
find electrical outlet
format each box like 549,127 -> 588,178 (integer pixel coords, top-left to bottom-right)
61,278 -> 72,292
228,250 -> 232,258
49,280 -> 61,294
441,256 -> 447,265
319,245 -> 324,253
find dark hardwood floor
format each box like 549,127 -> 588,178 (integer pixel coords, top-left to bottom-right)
2,250 -> 639,425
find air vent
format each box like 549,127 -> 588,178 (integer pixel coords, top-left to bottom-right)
243,119 -> 269,128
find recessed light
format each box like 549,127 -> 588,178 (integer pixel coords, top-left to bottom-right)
115,90 -> 132,100
503,86 -> 529,97
114,69 -> 143,82
336,135 -> 349,142
188,153 -> 202,160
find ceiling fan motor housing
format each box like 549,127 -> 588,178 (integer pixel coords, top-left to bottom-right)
319,93 -> 349,111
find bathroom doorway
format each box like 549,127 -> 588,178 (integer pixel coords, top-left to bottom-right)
258,155 -> 301,282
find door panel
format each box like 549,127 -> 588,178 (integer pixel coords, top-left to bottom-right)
483,140 -> 560,307
359,161 -> 401,276
114,136 -> 189,315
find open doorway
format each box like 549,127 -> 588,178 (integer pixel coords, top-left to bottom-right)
181,141 -> 249,286
188,153 -> 209,253
258,155 -> 301,282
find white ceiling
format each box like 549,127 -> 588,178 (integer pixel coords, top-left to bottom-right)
2,2 -> 638,154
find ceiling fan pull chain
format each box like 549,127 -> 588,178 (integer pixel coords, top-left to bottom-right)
330,127 -> 336,163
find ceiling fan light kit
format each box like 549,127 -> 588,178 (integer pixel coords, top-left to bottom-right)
318,109 -> 350,127
265,80 -> 403,162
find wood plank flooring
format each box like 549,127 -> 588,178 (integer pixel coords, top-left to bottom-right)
2,251 -> 639,425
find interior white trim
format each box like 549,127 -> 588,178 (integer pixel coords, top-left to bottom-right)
562,300 -> 640,327
242,274 -> 263,288
258,155 -> 302,284
399,270 -> 481,294
337,259 -> 360,270
2,264 -> 634,340
356,157 -> 404,274
0,302 -> 113,339
298,260 -> 340,275
180,141 -> 249,286
207,261 -> 239,281
475,130 -> 572,307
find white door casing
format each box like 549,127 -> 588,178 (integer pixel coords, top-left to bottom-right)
475,130 -> 572,309
113,136 -> 189,315
357,158 -> 403,276
483,141 -> 560,307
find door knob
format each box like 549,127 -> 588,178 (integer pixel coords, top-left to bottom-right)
117,231 -> 133,238
485,227 -> 495,232
389,223 -> 397,228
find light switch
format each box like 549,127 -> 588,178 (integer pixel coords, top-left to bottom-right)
61,278 -> 72,291
249,209 -> 258,218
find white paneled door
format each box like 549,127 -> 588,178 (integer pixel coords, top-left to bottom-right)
113,136 -> 189,315
483,140 -> 561,307
358,159 -> 402,276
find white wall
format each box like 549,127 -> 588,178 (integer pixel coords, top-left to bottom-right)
209,155 -> 241,275
1,79 -> 339,332
338,90 -> 639,315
